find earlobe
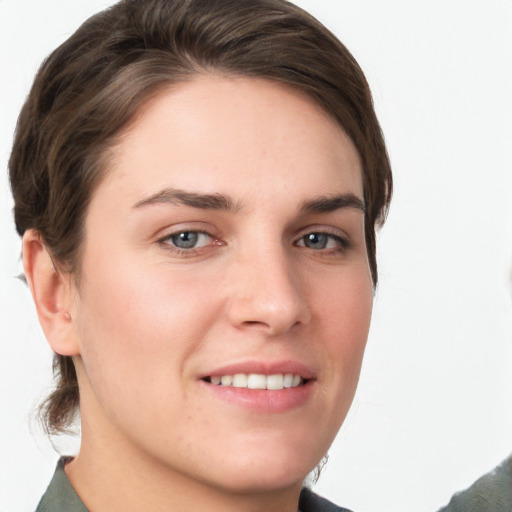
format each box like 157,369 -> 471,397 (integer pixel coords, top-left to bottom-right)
22,229 -> 80,356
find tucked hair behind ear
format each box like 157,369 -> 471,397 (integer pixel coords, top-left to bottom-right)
10,0 -> 392,434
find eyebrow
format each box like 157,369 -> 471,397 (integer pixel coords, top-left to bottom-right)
133,188 -> 240,212
300,193 -> 366,214
133,188 -> 365,215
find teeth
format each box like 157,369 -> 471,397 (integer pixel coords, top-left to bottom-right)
266,374 -> 284,390
233,373 -> 248,387
283,373 -> 294,388
247,374 -> 267,389
208,373 -> 304,390
220,375 -> 232,386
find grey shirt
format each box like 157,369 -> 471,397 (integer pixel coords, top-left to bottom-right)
35,458 -> 87,512
437,454 -> 512,512
35,458 -> 352,512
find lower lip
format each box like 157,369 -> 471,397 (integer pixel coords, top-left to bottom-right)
200,380 -> 315,413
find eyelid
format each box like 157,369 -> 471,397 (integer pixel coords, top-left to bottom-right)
294,225 -> 350,240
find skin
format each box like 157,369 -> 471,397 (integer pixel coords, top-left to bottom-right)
24,75 -> 373,512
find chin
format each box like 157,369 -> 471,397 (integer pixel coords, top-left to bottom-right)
204,443 -> 324,494
215,468 -> 307,494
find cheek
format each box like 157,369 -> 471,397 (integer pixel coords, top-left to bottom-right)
316,260 -> 373,334
73,254 -> 222,403
315,265 -> 373,392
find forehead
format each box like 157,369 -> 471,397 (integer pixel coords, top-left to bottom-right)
99,74 -> 363,206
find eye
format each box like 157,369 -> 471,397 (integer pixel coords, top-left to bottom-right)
163,231 -> 213,250
296,232 -> 348,251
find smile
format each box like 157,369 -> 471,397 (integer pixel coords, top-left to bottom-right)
205,373 -> 305,390
200,365 -> 315,412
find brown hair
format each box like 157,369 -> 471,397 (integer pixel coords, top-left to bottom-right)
9,0 -> 392,434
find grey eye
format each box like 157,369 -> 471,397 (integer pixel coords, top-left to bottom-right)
170,232 -> 201,249
302,233 -> 330,250
160,230 -> 217,254
296,232 -> 347,251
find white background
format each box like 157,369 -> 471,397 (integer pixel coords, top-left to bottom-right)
1,1 -> 512,511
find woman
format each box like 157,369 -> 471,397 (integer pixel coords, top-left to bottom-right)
9,0 -> 392,510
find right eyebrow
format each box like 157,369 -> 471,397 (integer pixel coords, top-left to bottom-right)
132,188 -> 241,212
300,193 -> 366,215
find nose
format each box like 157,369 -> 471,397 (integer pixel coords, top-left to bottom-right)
226,246 -> 311,336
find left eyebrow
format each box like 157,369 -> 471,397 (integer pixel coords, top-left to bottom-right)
300,193 -> 366,214
132,188 -> 241,212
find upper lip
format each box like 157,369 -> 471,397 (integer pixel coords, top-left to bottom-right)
199,360 -> 316,380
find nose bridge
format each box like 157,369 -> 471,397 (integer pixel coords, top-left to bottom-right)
227,237 -> 310,335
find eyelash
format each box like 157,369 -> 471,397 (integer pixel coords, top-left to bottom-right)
157,229 -> 351,256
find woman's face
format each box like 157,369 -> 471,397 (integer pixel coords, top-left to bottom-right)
69,76 -> 373,493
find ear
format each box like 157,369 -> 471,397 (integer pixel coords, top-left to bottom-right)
22,229 -> 80,356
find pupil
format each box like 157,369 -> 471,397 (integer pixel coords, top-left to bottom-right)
172,232 -> 198,249
305,233 -> 327,249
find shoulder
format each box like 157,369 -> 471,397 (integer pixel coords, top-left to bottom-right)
437,454 -> 512,512
299,487 -> 354,512
35,458 -> 88,512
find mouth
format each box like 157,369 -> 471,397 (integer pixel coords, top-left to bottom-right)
199,362 -> 316,412
203,373 -> 307,390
